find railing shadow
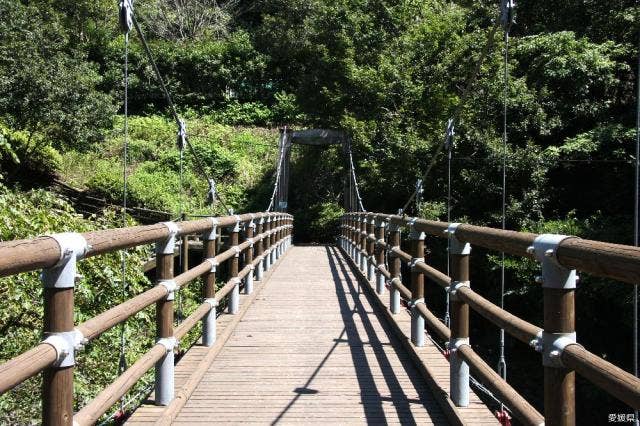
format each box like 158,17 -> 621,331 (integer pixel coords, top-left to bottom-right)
327,245 -> 439,425
271,244 -> 443,425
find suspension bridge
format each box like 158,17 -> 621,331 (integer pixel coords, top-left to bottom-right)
0,210 -> 639,425
1,0 -> 640,425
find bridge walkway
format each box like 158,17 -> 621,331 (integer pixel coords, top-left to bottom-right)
128,246 -> 497,425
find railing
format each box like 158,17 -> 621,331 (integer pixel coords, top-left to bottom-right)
339,212 -> 640,426
0,212 -> 293,425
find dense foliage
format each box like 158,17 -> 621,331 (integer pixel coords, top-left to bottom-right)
0,0 -> 638,423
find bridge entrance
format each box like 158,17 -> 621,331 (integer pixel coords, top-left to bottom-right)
267,129 -> 365,243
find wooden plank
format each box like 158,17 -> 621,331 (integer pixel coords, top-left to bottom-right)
129,245 -> 498,425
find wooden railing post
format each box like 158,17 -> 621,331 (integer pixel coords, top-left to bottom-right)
345,216 -> 350,254
256,216 -> 265,280
155,222 -> 178,405
533,235 -> 578,426
409,220 -> 426,347
270,215 -> 278,266
350,215 -> 357,264
41,233 -> 88,425
389,221 -> 402,314
359,215 -> 367,272
229,217 -> 241,314
276,215 -> 282,259
181,213 -> 189,275
202,219 -> 218,346
264,215 -> 272,271
269,215 -> 276,268
375,218 -> 386,294
245,215 -> 255,294
341,216 -> 347,252
350,214 -> 356,260
447,224 -> 471,407
366,214 -> 376,282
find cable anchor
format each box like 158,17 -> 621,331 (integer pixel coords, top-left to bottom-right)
444,118 -> 455,151
500,0 -> 516,32
118,0 -> 133,34
176,119 -> 187,151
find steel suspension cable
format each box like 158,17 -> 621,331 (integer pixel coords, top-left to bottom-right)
445,120 -> 454,327
117,0 -> 133,414
267,129 -> 287,212
497,0 -> 515,404
497,28 -> 509,384
398,20 -> 500,215
634,2 -> 639,424
348,145 -> 366,212
129,11 -> 232,215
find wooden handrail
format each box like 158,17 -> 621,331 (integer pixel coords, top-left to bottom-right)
0,212 -> 293,425
0,212 -> 282,278
349,212 -> 640,285
340,212 -> 640,425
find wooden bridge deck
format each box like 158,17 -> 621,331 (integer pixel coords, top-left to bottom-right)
128,246 -> 498,425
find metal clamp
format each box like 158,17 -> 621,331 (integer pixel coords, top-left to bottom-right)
445,223 -> 471,255
42,329 -> 85,367
409,257 -> 424,270
159,279 -> 178,301
157,222 -> 180,255
157,337 -> 177,353
204,298 -> 219,308
233,246 -> 241,257
446,281 -> 470,299
118,0 -> 133,34
203,217 -> 218,241
246,238 -> 254,248
206,258 -> 218,273
408,298 -> 425,309
233,215 -> 242,232
530,330 -> 543,352
531,234 -> 578,289
231,277 -> 241,286
541,331 -> 578,368
41,233 -> 89,288
449,337 -> 470,351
